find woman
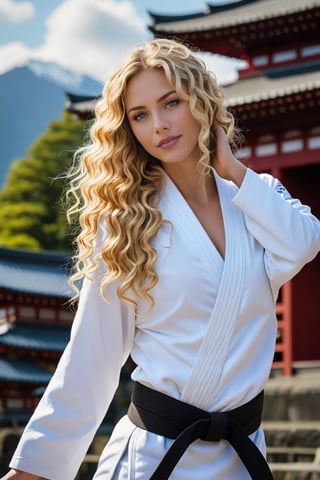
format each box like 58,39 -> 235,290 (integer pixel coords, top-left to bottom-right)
2,39 -> 320,480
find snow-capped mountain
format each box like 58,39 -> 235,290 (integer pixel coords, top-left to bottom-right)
0,61 -> 102,187
27,60 -> 102,94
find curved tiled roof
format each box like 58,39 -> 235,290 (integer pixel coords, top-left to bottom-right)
224,61 -> 320,106
0,322 -> 70,352
0,358 -> 52,384
65,91 -> 99,115
149,0 -> 320,32
0,247 -> 73,297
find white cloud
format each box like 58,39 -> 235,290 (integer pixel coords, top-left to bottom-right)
0,42 -> 33,74
0,0 -> 241,86
35,0 -> 148,82
197,52 -> 246,86
0,0 -> 34,23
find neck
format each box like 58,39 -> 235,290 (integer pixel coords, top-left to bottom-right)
163,163 -> 216,205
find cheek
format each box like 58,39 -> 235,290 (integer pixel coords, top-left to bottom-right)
180,109 -> 200,133
188,113 -> 201,130
191,120 -> 201,140
134,131 -> 155,156
130,125 -> 149,148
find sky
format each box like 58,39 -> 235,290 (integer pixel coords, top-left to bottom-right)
0,0 -> 246,85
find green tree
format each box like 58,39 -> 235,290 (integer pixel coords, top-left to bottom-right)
0,112 -> 87,251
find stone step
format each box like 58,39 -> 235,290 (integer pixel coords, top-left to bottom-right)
267,446 -> 319,462
263,421 -> 320,448
270,462 -> 320,480
263,421 -> 320,479
264,369 -> 320,421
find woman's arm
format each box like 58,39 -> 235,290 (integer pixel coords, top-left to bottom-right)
8,268 -> 135,480
214,124 -> 320,292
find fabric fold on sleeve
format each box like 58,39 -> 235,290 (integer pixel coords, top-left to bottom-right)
232,168 -> 320,291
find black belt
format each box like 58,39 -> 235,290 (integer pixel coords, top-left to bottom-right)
128,382 -> 274,480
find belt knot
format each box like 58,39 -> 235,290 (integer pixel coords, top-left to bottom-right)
203,411 -> 228,442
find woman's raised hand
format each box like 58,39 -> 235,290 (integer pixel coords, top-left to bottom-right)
213,125 -> 247,187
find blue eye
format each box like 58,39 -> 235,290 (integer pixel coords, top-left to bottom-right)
166,99 -> 179,108
134,112 -> 147,121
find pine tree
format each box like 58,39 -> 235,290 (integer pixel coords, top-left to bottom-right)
0,112 -> 87,251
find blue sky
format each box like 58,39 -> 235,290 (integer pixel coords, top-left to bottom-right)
0,0 -> 244,85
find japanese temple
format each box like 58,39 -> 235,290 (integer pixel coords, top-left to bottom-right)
0,247 -> 73,424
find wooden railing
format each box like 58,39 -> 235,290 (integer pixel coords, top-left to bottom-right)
273,282 -> 293,375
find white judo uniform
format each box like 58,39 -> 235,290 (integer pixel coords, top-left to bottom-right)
10,168 -> 320,480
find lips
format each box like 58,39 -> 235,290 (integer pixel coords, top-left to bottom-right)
157,136 -> 181,148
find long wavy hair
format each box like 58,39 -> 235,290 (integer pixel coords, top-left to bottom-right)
67,38 -> 240,309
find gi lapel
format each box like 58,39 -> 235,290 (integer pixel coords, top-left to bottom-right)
181,170 -> 247,409
159,170 -> 224,282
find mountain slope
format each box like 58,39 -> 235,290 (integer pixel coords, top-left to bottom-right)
0,63 -> 102,187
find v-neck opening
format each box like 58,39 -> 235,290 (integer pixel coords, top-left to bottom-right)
162,169 -> 226,262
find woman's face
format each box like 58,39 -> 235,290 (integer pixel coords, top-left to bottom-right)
124,68 -> 201,170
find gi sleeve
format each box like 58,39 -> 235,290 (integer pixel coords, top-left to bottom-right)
9,260 -> 135,480
232,168 -> 320,293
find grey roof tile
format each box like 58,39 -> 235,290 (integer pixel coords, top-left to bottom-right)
0,322 -> 70,351
0,247 -> 73,297
150,0 -> 320,32
0,358 -> 52,383
224,62 -> 320,106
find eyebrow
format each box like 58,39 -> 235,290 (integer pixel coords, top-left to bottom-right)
126,90 -> 176,114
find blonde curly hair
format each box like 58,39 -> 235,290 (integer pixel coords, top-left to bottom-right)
67,38 -> 240,309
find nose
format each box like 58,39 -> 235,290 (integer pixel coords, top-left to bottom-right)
153,111 -> 169,133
